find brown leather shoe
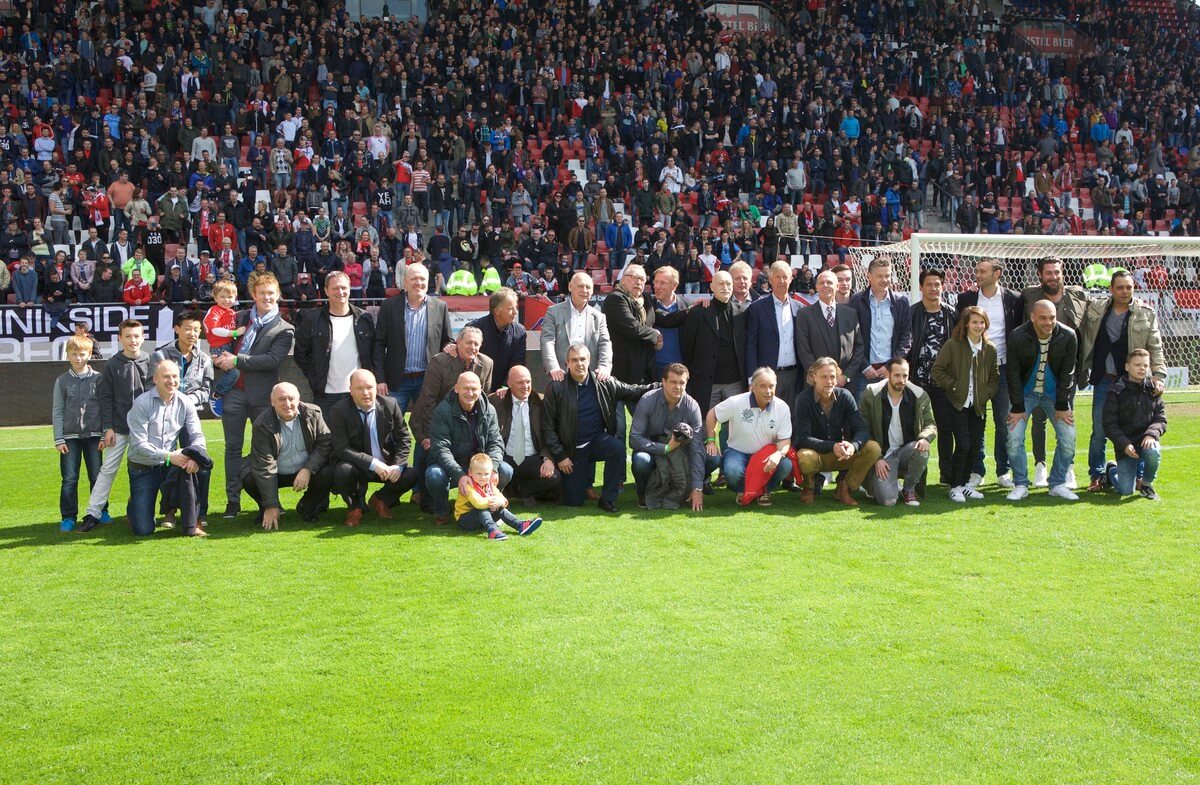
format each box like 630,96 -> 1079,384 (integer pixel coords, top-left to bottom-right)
368,493 -> 393,520
344,508 -> 363,527
433,514 -> 451,526
834,479 -> 859,506
1087,476 -> 1105,492
799,485 -> 815,504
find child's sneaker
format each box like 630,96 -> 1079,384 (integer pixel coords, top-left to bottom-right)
59,518 -> 75,532
77,514 -> 101,532
209,397 -> 224,418
487,526 -> 508,541
517,517 -> 542,536
99,510 -> 114,524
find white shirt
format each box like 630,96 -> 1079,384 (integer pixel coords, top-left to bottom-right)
567,303 -> 589,345
773,295 -> 797,367
506,397 -> 536,461
713,392 -> 792,454
325,312 -> 358,394
886,393 -> 904,457
976,288 -> 1007,362
965,339 -> 982,408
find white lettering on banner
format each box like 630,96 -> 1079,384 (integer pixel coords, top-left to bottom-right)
0,304 -> 173,362
449,311 -> 489,336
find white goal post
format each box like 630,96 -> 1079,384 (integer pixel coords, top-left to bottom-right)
850,233 -> 1200,389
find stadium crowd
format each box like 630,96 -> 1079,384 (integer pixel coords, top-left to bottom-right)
0,0 -> 1187,531
1,0 -> 1200,309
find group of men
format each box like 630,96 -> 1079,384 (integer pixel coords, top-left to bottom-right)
56,249 -> 1169,536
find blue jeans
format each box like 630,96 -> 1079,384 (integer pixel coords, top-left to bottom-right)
1087,376 -> 1113,479
1106,443 -> 1161,495
972,364 -> 1012,478
59,437 -> 102,519
561,434 -> 626,506
388,374 -> 425,415
127,462 -> 169,536
631,450 -> 721,496
722,449 -> 793,493
211,347 -> 240,397
1007,392 -> 1076,488
425,461 -> 514,516
456,506 -> 521,532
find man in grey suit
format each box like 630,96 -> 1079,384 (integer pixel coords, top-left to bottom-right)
371,263 -> 454,414
796,269 -> 865,390
212,272 -> 296,518
540,271 -> 613,382
240,382 -> 335,529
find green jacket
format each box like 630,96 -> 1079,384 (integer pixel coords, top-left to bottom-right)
1077,297 -> 1166,386
156,194 -> 189,231
428,392 -> 505,485
932,337 -> 1000,416
859,380 -> 937,449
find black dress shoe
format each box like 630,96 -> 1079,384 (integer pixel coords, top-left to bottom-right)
598,500 -> 619,514
702,480 -> 714,495
76,514 -> 101,532
222,502 -> 241,519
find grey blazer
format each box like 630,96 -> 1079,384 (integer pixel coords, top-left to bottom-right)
233,310 -> 296,407
539,300 -> 613,375
795,300 -> 866,384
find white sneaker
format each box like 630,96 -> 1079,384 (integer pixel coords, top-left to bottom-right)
1048,484 -> 1080,501
1033,462 -> 1049,488
967,472 -> 984,488
1007,485 -> 1030,501
949,486 -> 967,503
1065,466 -> 1076,489
964,486 -> 985,500
997,473 -> 1015,488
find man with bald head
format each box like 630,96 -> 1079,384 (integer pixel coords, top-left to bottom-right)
124,359 -> 210,537
489,364 -> 561,502
426,370 -> 509,525
681,271 -> 748,418
241,382 -> 335,529
328,369 -> 417,526
540,271 -> 613,382
1004,299 -> 1079,502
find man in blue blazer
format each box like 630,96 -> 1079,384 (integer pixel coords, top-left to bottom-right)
849,258 -> 912,399
745,261 -> 803,407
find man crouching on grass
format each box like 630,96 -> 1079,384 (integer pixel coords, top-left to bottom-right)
1102,348 -> 1167,501
125,360 -> 212,537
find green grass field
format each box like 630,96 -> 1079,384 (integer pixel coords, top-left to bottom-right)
2,396 -> 1199,784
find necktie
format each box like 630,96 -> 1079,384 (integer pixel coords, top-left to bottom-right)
512,401 -> 527,464
360,408 -> 383,462
826,305 -> 835,327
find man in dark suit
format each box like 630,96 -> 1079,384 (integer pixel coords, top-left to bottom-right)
744,260 -> 803,406
371,263 -> 454,414
293,270 -> 376,413
954,257 -> 1025,487
602,262 -> 673,439
681,270 -> 747,416
212,272 -> 296,518
489,365 -> 561,502
796,269 -> 865,389
849,257 -> 912,399
328,369 -> 417,527
240,382 -> 335,529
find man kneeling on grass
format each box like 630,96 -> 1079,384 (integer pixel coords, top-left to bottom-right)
1102,348 -> 1166,500
792,357 -> 882,506
125,360 -> 211,537
705,366 -> 794,507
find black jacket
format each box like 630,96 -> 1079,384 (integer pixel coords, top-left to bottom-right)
1006,322 -> 1078,413
907,301 -> 956,368
1102,374 -> 1167,455
954,287 -> 1024,340
294,304 -> 375,397
792,386 -> 871,453
328,394 -> 411,472
602,287 -> 659,385
680,298 -> 746,414
542,372 -> 656,461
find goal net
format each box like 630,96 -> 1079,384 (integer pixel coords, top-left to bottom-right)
850,234 -> 1200,389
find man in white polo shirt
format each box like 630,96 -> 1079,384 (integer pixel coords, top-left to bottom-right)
704,367 -> 794,506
